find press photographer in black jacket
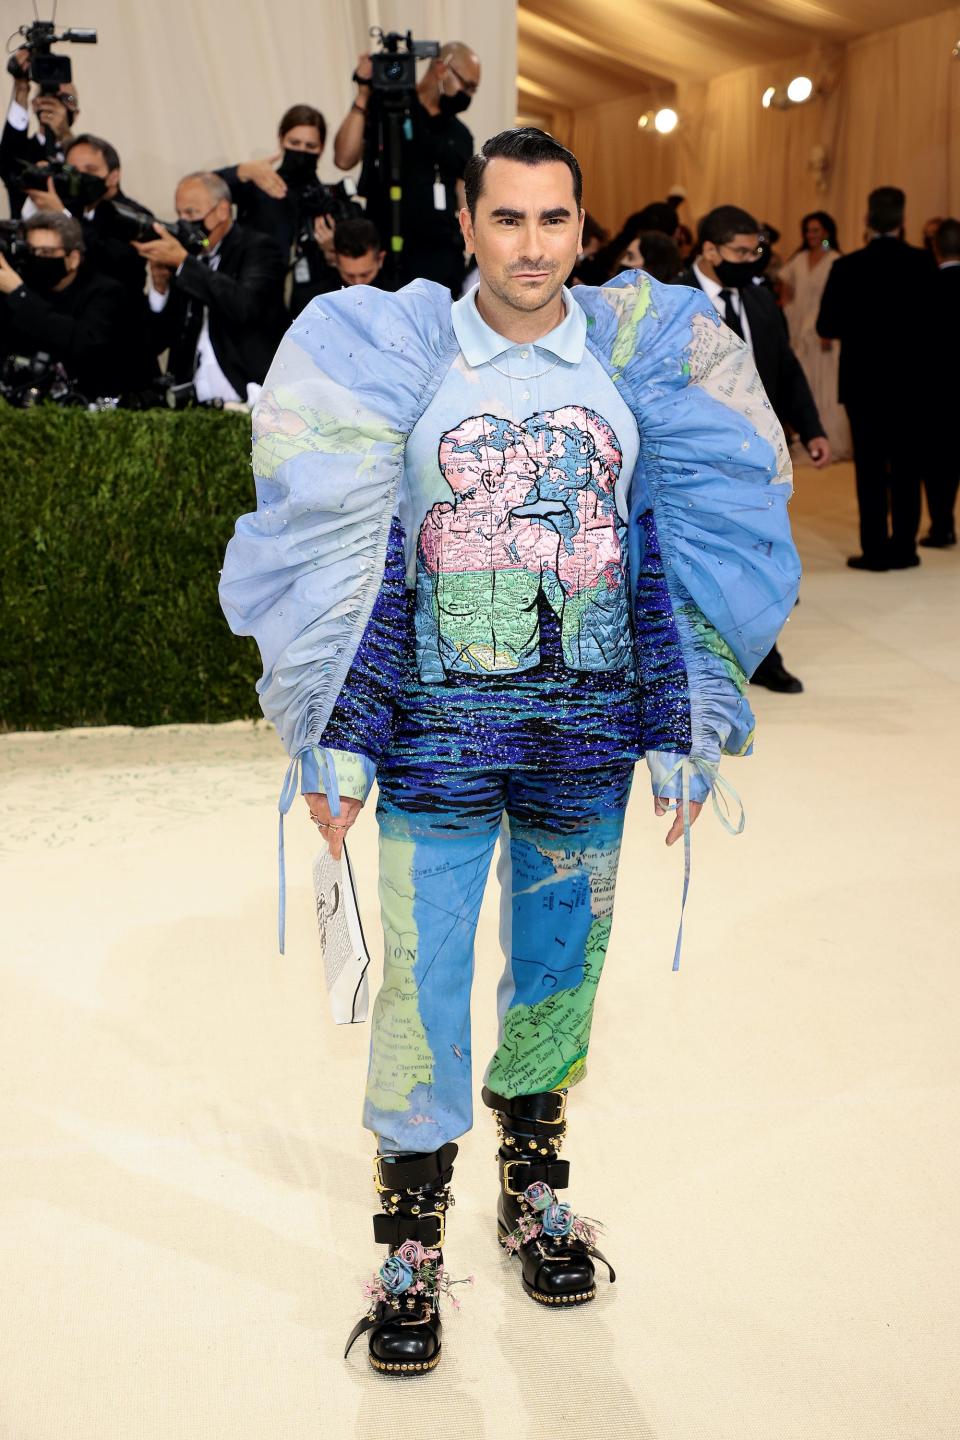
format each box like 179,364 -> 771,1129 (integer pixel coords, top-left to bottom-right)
0,211 -> 139,398
0,47 -> 79,218
332,41 -> 480,293
134,171 -> 287,404
217,104 -> 351,317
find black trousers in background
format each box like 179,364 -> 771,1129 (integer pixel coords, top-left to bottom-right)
922,432 -> 959,539
845,404 -> 921,561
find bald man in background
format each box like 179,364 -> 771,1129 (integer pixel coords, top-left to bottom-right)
333,40 -> 481,293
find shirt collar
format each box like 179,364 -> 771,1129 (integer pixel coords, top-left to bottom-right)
451,284 -> 586,366
693,259 -> 724,301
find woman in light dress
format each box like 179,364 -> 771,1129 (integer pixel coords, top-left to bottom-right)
779,212 -> 852,460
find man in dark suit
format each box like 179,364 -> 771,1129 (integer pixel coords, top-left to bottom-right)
134,171 -> 287,404
919,217 -> 959,547
816,187 -> 934,569
0,48 -> 79,218
682,205 -> 831,693
0,211 -> 146,399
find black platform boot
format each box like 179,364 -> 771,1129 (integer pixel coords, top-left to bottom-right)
481,1086 -> 615,1307
344,1143 -> 467,1375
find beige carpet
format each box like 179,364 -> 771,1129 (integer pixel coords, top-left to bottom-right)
2,462 -> 958,1439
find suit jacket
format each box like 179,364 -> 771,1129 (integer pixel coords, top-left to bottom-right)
0,265 -> 138,397
0,117 -> 67,219
150,221 -> 287,397
81,189 -> 152,298
816,236 -> 934,408
681,267 -> 824,443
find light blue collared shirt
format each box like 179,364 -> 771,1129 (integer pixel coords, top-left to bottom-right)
450,284 -> 588,367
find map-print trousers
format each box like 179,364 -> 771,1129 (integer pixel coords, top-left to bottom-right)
363,762 -> 634,1152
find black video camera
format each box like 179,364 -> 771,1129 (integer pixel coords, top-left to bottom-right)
370,29 -> 439,94
5,18 -> 96,92
108,201 -> 210,256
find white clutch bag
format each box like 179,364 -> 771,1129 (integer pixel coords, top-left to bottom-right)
312,840 -> 371,1024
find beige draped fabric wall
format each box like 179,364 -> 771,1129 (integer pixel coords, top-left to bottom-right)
568,6 -> 960,251
0,0 -> 517,220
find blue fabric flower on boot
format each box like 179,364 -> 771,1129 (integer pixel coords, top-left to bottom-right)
379,1255 -> 414,1295
541,1201 -> 573,1238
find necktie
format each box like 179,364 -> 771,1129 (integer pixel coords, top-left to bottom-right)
718,288 -> 744,340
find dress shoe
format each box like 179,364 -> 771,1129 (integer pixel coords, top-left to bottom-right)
751,659 -> 804,693
887,551 -> 921,569
919,531 -> 956,548
847,554 -> 889,571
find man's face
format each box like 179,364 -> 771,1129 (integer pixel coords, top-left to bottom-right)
281,123 -> 323,156
335,246 -> 385,287
27,228 -> 81,288
175,180 -> 232,246
66,141 -> 119,204
438,51 -> 481,100
460,158 -> 583,315
701,232 -> 763,269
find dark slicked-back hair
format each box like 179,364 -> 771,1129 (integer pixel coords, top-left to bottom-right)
66,132 -> 120,173
334,217 -> 382,257
464,128 -> 582,218
867,186 -> 905,234
697,205 -> 761,248
935,216 -> 960,259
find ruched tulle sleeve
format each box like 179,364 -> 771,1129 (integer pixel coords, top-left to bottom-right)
577,275 -> 801,798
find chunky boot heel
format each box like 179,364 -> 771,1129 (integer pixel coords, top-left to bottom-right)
482,1086 -> 615,1308
344,1143 -> 472,1375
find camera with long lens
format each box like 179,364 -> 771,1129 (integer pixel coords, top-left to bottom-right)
107,201 -> 210,256
370,29 -> 439,94
0,351 -> 86,408
5,18 -> 97,93
0,219 -> 30,266
16,157 -> 109,211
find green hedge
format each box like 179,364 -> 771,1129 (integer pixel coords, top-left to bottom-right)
0,405 -> 264,729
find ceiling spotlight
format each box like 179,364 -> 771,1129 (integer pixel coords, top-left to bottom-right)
638,112 -> 651,129
761,86 -> 776,109
787,75 -> 814,103
654,107 -> 678,134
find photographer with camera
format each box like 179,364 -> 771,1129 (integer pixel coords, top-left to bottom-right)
1,46 -> 78,218
20,134 -> 153,301
0,211 -> 139,399
134,171 -> 287,405
333,38 -> 480,294
216,103 -> 358,318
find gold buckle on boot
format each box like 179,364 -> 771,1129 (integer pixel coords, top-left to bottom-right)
502,1160 -> 530,1196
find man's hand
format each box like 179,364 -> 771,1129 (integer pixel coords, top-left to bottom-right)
354,52 -> 373,86
313,214 -> 336,261
147,259 -> 173,294
805,435 -> 832,468
303,793 -> 363,859
653,794 -> 704,846
132,223 -> 188,270
0,251 -> 25,295
237,155 -> 287,200
24,176 -> 65,213
33,94 -> 72,141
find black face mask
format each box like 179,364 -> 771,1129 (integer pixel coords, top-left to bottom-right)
55,169 -> 108,211
20,254 -> 69,291
713,257 -> 761,289
277,148 -> 318,187
439,91 -> 472,117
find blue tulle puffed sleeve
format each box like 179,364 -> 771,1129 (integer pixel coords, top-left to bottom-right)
577,274 -> 801,803
218,280 -> 457,774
